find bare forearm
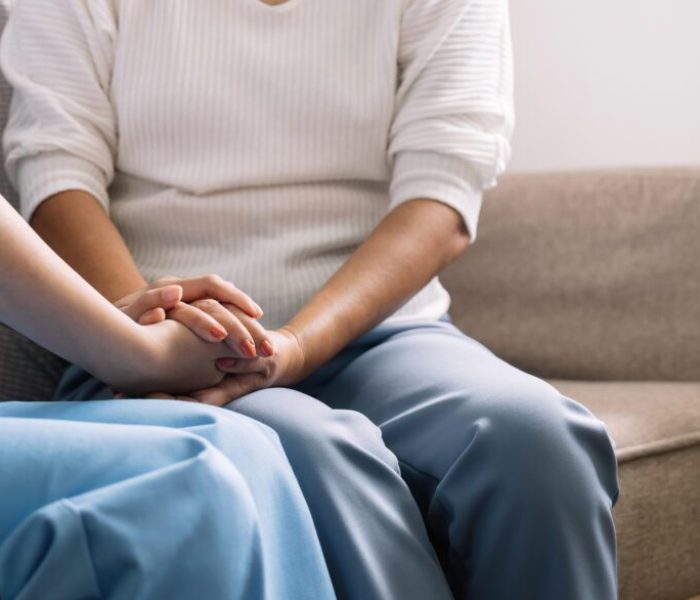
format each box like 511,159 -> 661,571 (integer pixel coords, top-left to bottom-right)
30,190 -> 147,301
284,199 -> 470,377
0,198 -> 151,381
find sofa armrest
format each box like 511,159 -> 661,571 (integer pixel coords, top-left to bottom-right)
440,168 -> 700,381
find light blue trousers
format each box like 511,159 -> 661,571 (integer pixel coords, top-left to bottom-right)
56,315 -> 620,599
0,400 -> 335,600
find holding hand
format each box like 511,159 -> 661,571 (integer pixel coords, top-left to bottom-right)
188,327 -> 307,406
116,274 -> 274,358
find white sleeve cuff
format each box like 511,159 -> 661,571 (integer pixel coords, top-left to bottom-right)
15,151 -> 110,221
388,150 -> 484,243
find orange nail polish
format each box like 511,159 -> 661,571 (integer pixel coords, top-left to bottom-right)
261,340 -> 274,356
240,339 -> 256,357
210,326 -> 227,340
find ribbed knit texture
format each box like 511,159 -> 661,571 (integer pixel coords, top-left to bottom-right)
1,0 -> 513,330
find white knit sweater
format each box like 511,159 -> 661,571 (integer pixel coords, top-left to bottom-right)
1,0 -> 513,330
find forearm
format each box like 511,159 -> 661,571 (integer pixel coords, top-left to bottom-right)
284,199 -> 470,377
0,198 -> 152,383
30,190 -> 147,301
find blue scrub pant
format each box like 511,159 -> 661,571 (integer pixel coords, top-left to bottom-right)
0,400 -> 334,600
56,315 -> 620,599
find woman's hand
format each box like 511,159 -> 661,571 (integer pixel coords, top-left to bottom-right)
108,319 -> 238,396
116,275 -> 272,355
115,283 -> 184,323
186,328 -> 307,406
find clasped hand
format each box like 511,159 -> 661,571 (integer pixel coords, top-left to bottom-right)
114,275 -> 306,405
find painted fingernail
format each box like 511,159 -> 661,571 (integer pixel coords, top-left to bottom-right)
261,340 -> 274,356
210,325 -> 228,340
240,339 -> 257,357
216,358 -> 237,369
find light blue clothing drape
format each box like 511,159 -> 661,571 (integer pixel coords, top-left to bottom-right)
0,400 -> 335,600
55,315 -> 620,600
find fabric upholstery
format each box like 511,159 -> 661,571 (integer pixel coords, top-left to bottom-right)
0,324 -> 67,401
549,380 -> 700,600
442,168 -> 700,381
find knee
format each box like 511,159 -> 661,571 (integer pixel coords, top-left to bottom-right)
455,379 -> 618,505
155,429 -> 259,517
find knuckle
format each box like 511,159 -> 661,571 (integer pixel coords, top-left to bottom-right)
205,274 -> 223,286
194,298 -> 219,311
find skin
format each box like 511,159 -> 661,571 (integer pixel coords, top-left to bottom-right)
31,190 -> 271,359
31,190 -> 469,404
0,197 -> 246,395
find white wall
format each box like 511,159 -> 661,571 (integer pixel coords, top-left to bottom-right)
508,0 -> 700,173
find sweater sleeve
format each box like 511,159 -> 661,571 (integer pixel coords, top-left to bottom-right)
0,0 -> 118,221
387,0 -> 514,243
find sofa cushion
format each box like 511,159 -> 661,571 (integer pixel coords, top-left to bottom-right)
0,324 -> 68,401
442,168 -> 700,381
549,379 -> 700,600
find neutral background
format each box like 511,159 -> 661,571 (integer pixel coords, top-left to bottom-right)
508,0 -> 700,173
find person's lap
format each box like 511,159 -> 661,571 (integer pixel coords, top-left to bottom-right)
291,316 -> 620,599
0,401 -> 334,600
51,315 -> 620,599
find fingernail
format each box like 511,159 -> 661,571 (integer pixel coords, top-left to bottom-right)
217,358 -> 237,369
248,302 -> 263,318
240,339 -> 256,357
261,340 -> 274,357
161,287 -> 180,302
210,325 -> 227,341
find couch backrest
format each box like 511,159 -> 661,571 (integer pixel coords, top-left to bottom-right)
442,168 -> 700,382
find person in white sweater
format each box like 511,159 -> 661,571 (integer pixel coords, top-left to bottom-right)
1,0 -> 620,598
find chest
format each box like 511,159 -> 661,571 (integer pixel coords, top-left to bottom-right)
110,0 -> 402,152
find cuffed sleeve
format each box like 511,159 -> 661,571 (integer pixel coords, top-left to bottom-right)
387,0 -> 514,243
15,151 -> 110,220
0,0 -> 117,221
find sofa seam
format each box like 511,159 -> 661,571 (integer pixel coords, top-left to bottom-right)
616,431 -> 700,464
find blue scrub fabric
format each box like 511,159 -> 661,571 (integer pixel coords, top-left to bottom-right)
54,315 -> 620,600
0,400 -> 334,600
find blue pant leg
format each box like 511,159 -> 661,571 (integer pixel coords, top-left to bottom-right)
224,387 -> 454,600
305,319 -> 620,600
0,414 -> 274,600
1,400 -> 335,600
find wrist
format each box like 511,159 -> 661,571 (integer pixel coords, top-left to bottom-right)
94,322 -> 160,392
277,324 -> 311,382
